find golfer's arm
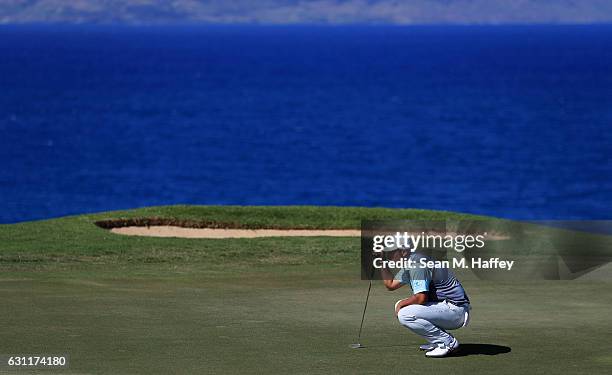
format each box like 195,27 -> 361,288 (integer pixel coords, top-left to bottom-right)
380,267 -> 402,290
382,278 -> 402,290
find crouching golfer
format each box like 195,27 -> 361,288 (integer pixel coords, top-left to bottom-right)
380,248 -> 471,358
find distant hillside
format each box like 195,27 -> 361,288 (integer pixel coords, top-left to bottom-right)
1,0 -> 612,25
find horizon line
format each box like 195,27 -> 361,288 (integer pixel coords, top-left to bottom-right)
2,21 -> 612,27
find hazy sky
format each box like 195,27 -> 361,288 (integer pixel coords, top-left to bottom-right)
1,0 -> 612,25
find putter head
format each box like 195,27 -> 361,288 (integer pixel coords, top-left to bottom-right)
349,343 -> 364,349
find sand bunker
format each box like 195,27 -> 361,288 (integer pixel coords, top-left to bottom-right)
110,226 -> 361,239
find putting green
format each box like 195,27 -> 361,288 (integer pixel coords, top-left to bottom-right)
0,206 -> 611,374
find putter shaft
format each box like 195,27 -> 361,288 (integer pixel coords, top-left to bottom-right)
356,279 -> 372,343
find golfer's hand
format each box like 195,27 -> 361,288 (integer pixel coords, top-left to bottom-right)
394,299 -> 406,316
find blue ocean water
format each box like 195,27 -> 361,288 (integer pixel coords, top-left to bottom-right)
1,25 -> 611,223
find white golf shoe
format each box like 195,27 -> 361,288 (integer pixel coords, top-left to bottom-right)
424,338 -> 459,358
419,343 -> 436,351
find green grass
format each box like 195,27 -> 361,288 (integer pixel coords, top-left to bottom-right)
0,206 -> 611,374
0,205 -> 480,272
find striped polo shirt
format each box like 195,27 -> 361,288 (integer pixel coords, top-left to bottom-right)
396,252 -> 470,306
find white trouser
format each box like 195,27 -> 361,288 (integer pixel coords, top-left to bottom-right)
397,300 -> 470,346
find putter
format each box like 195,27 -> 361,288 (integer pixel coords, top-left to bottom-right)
350,278 -> 372,349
